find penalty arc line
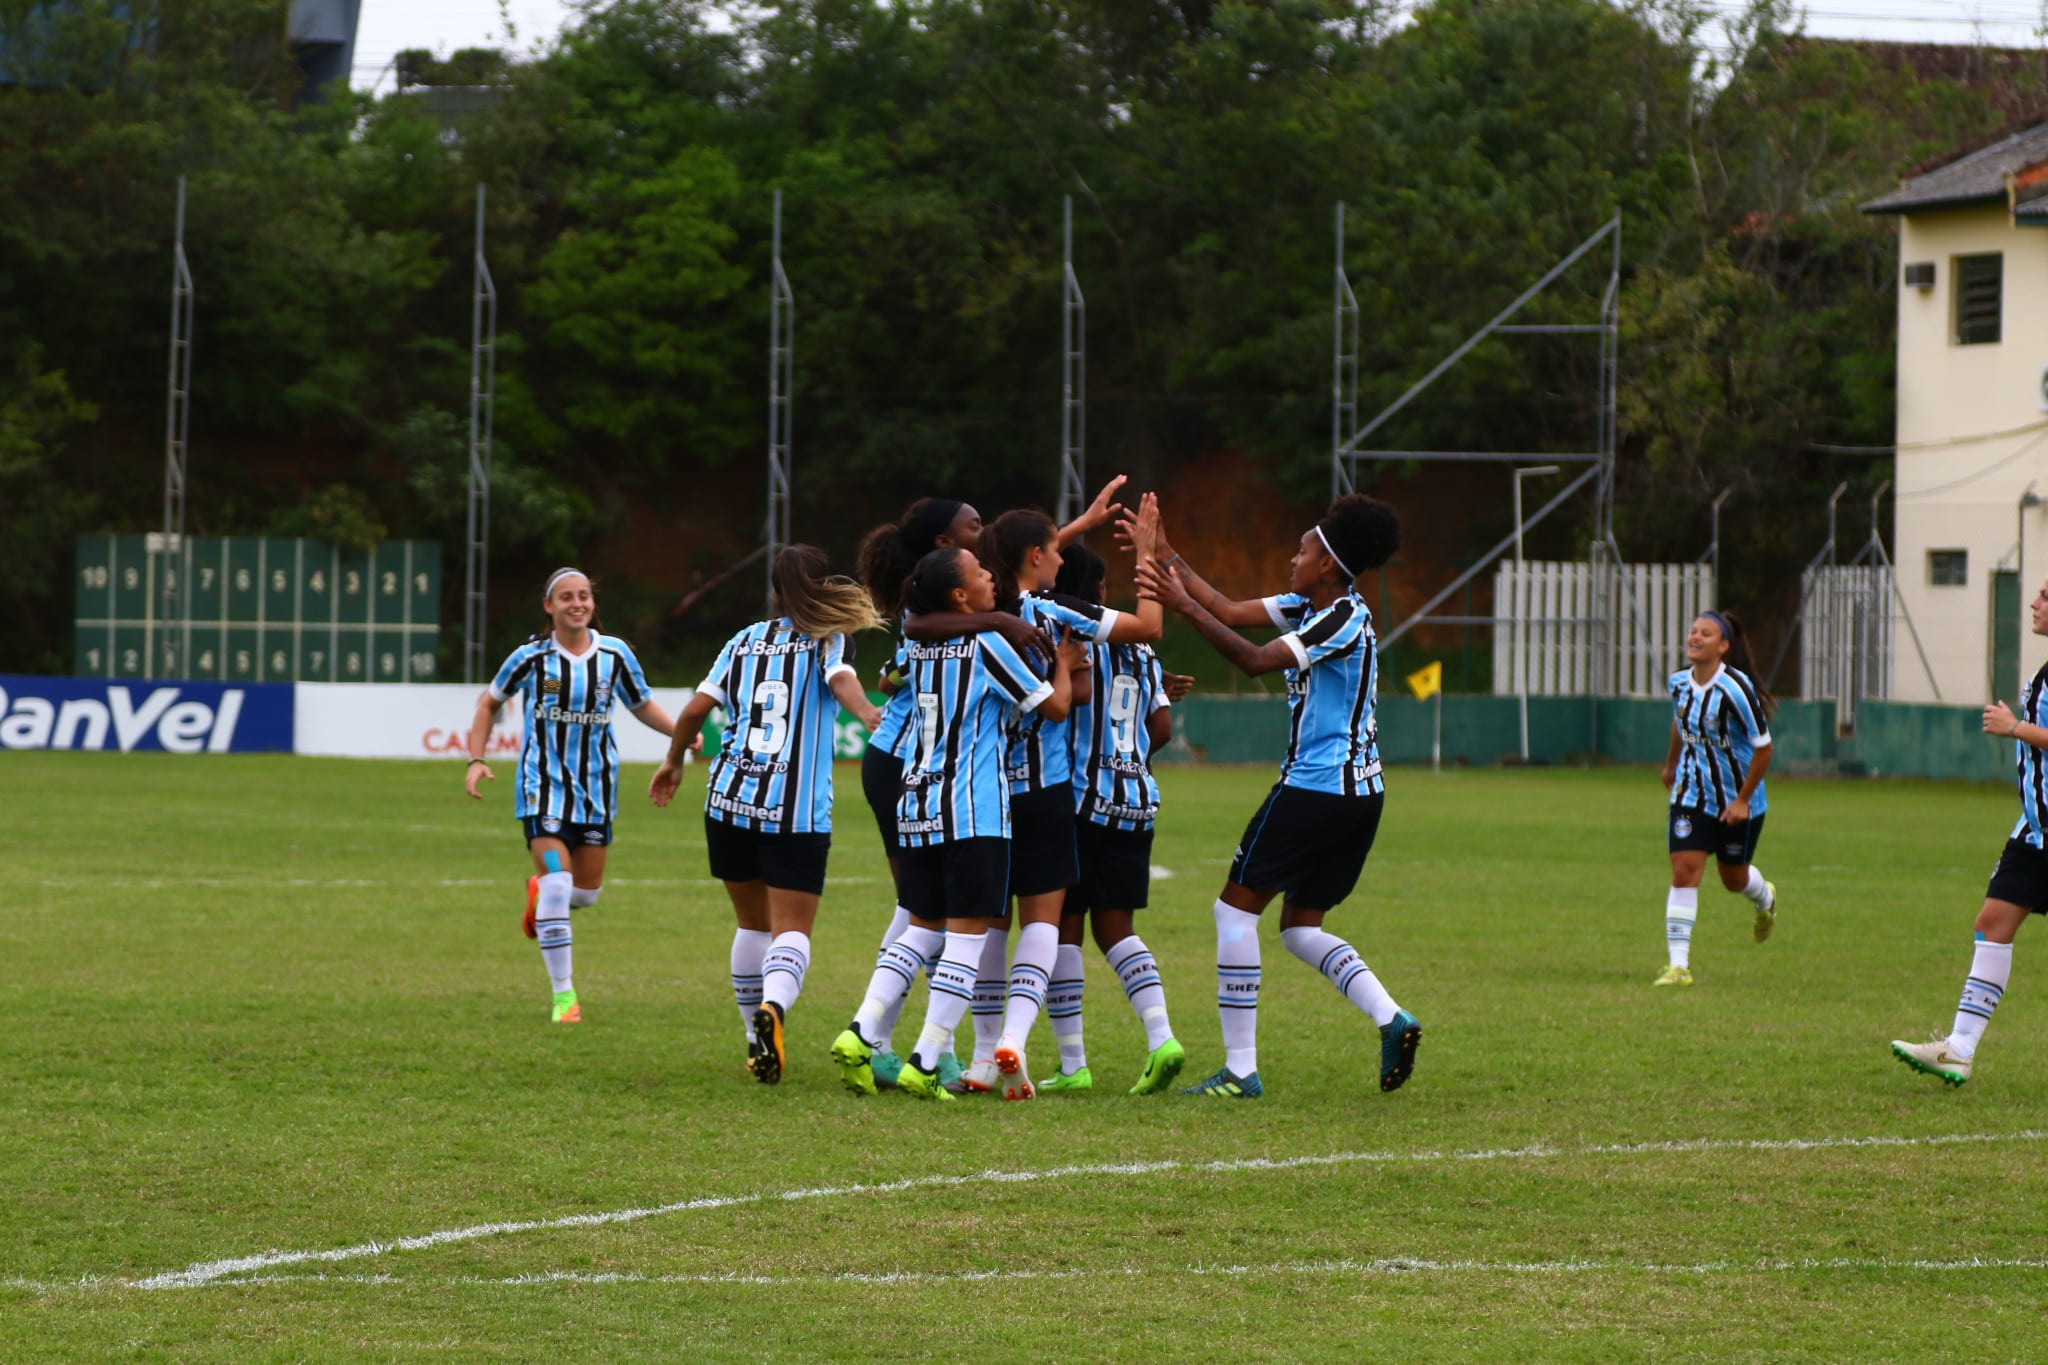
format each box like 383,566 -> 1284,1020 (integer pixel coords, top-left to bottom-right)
118,1128 -> 2048,1292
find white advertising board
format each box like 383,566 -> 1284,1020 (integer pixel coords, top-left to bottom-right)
293,683 -> 707,762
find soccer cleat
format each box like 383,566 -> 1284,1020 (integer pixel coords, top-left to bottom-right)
523,876 -> 539,939
871,1049 -> 904,1090
551,989 -> 581,1024
1379,1010 -> 1422,1093
1128,1038 -> 1187,1096
1754,882 -> 1778,943
1038,1066 -> 1093,1093
897,1058 -> 957,1102
830,1028 -> 877,1097
745,1039 -> 763,1076
995,1044 -> 1036,1101
936,1051 -> 966,1090
958,1060 -> 1000,1094
751,1004 -> 786,1085
1653,964 -> 1693,987
1182,1066 -> 1262,1098
1891,1037 -> 1971,1087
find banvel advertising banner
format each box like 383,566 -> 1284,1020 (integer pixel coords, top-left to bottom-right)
0,676 -> 294,753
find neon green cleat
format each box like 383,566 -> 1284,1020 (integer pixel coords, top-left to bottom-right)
830,1028 -> 877,1097
897,1058 -> 956,1102
551,989 -> 581,1023
1128,1038 -> 1187,1095
1653,965 -> 1693,987
1038,1066 -> 1093,1093
1754,882 -> 1778,942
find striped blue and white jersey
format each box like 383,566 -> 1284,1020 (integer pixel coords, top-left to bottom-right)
1668,664 -> 1771,817
1261,591 -> 1384,798
1070,639 -> 1170,830
896,630 -> 1054,846
2010,664 -> 2048,848
870,619 -> 918,761
696,619 -> 855,835
1004,592 -> 1120,794
489,631 -> 652,825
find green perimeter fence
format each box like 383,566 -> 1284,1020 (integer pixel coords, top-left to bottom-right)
1169,695 -> 2012,784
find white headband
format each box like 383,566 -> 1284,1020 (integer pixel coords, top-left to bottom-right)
544,568 -> 589,599
1314,526 -> 1355,580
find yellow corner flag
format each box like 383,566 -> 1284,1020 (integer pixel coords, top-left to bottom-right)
1405,661 -> 1442,701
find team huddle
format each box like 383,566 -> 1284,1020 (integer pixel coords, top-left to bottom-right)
462,483 -> 2048,1098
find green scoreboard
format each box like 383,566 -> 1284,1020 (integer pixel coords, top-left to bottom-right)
74,534 -> 443,682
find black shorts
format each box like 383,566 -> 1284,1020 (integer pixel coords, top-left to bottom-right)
1667,805 -> 1764,866
1065,820 -> 1154,914
704,815 -> 831,895
862,744 -> 905,858
1228,784 -> 1382,912
523,816 -> 612,848
1985,838 -> 2048,913
898,837 -> 1011,924
1007,783 -> 1080,899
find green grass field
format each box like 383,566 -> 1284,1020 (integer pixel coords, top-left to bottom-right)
8,754 -> 2047,1360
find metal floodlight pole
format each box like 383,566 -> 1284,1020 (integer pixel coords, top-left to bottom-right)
767,190 -> 794,609
1331,201 -> 1359,499
1057,195 -> 1086,524
160,174 -> 194,680
1699,486 -> 1734,580
464,183 -> 497,686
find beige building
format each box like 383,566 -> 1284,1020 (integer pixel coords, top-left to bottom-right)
1865,124 -> 2048,705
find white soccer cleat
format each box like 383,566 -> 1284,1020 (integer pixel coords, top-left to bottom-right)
1890,1037 -> 1970,1087
1753,881 -> 1778,942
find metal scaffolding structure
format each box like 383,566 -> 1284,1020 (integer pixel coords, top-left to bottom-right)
1056,196 -> 1086,525
463,183 -> 497,685
766,190 -> 794,608
159,175 -> 194,679
1330,212 -> 1623,674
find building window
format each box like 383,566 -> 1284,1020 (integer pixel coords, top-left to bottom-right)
1954,254 -> 2002,345
1929,549 -> 1968,586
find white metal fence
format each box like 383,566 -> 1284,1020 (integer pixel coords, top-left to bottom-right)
1798,564 -> 1892,726
1493,560 -> 1716,698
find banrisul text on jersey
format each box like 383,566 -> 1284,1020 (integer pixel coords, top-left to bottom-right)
1667,663 -> 1771,817
1262,590 -> 1384,798
697,620 -> 857,835
489,631 -> 652,826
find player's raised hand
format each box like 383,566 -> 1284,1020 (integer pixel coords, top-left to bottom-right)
1163,671 -> 1195,703
1986,700 -> 2021,737
464,760 -> 494,800
648,760 -> 683,808
1134,559 -> 1194,615
1115,500 -> 1174,562
1074,474 -> 1128,533
1128,491 -> 1162,559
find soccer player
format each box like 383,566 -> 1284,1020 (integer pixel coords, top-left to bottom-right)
1039,541 -> 1187,1096
1134,494 -> 1420,1099
970,502 -> 1164,1100
1891,574 -> 2048,1086
464,568 -> 682,1024
830,546 -> 1080,1101
648,546 -> 885,1084
1655,610 -> 1777,986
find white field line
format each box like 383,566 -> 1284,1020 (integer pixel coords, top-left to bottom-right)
120,1129 -> 2048,1292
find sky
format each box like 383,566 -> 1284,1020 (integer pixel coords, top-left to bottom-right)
350,0 -> 2046,93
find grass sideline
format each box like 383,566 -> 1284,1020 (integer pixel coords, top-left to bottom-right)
9,753 -> 2048,1359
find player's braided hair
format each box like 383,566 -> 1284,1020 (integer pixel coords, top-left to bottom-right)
774,544 -> 886,639
902,546 -> 973,617
1316,494 -> 1401,580
978,508 -> 1058,615
857,497 -> 967,618
1708,609 -> 1776,718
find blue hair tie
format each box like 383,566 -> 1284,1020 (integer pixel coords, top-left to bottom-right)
1701,610 -> 1732,639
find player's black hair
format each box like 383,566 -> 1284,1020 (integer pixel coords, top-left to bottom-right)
902,546 -> 973,617
530,567 -> 604,644
1316,494 -> 1401,580
1705,609 -> 1776,718
1053,542 -> 1106,603
978,508 -> 1058,615
858,497 -> 968,618
773,545 -> 886,639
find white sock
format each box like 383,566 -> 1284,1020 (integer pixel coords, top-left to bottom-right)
569,886 -> 601,909
1280,925 -> 1398,1027
969,927 -> 1009,1064
998,922 -> 1059,1052
869,906 -> 919,1052
730,927 -> 770,1043
913,931 -> 986,1071
1950,937 -> 2014,1059
1048,944 -> 1087,1074
761,931 -> 811,1017
852,924 -> 941,1045
1739,866 -> 1771,908
1666,887 -> 1698,969
1214,899 -> 1262,1077
535,871 -> 574,994
1105,934 -> 1174,1049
